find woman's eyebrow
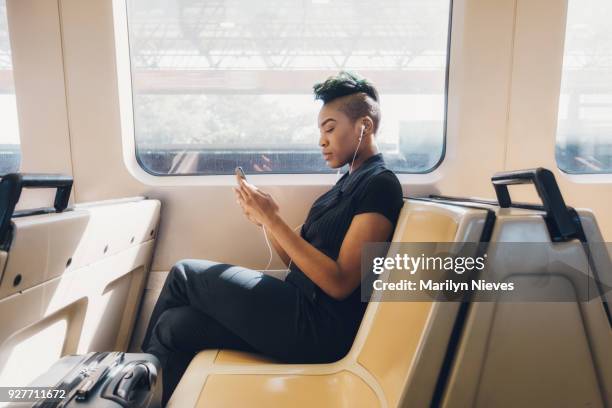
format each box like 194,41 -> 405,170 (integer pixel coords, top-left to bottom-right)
319,118 -> 336,128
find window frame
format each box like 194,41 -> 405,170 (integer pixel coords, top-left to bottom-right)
554,0 -> 612,175
123,0 -> 453,177
0,0 -> 21,175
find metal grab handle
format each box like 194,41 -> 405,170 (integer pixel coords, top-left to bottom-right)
0,173 -> 73,247
491,167 -> 577,240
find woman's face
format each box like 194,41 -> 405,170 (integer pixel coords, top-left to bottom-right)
317,99 -> 362,169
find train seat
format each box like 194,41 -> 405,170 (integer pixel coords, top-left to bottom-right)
167,199 -> 492,408
0,196 -> 160,387
440,205 -> 612,407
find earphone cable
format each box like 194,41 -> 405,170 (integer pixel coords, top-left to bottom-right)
261,224 -> 273,271
286,223 -> 302,272
349,127 -> 365,174
261,223 -> 302,272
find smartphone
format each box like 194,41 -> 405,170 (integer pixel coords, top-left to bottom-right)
235,166 -> 247,181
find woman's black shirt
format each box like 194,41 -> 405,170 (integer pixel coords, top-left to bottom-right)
285,153 -> 404,337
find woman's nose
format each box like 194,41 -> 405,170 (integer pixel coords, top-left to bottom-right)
319,134 -> 328,147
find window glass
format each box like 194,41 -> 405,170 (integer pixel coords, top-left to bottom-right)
127,0 -> 450,175
0,0 -> 20,175
557,0 -> 612,173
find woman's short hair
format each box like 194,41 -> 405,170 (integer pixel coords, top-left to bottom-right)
313,71 -> 381,133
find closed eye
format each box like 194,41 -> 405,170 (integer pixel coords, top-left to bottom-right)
326,128 -> 334,133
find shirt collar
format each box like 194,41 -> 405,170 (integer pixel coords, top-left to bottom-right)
337,153 -> 384,180
337,153 -> 385,193
357,153 -> 384,169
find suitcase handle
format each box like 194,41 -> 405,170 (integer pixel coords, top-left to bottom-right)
0,173 -> 73,249
101,360 -> 158,408
115,364 -> 149,400
491,167 -> 578,240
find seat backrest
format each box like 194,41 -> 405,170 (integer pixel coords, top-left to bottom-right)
0,197 -> 160,387
352,199 -> 491,408
441,207 -> 612,407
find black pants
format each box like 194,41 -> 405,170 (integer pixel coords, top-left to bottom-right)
141,259 -> 352,406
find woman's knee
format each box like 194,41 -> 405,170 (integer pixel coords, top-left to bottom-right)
170,259 -> 219,281
165,259 -> 204,291
169,259 -> 194,279
154,307 -> 198,352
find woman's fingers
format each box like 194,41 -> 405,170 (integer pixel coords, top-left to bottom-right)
238,177 -> 266,198
235,191 -> 253,222
239,178 -> 258,198
235,188 -> 255,215
234,186 -> 264,226
246,213 -> 262,227
234,186 -> 248,203
236,180 -> 278,226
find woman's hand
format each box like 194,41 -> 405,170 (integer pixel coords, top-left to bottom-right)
236,200 -> 263,227
233,178 -> 280,227
234,181 -> 262,226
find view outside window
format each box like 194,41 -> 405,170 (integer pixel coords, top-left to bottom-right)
127,0 -> 450,175
557,0 -> 612,173
0,0 -> 20,175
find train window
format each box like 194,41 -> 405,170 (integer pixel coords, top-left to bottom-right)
0,0 -> 20,175
126,0 -> 451,176
556,0 -> 612,174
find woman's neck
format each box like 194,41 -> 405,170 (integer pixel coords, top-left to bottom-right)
348,145 -> 379,174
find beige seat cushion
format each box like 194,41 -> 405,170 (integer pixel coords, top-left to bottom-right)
214,350 -> 279,365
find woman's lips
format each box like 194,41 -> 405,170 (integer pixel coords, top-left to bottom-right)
323,153 -> 332,160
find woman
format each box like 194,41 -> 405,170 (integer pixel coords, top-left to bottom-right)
141,71 -> 405,406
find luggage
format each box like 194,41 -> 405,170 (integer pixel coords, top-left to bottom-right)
13,351 -> 161,408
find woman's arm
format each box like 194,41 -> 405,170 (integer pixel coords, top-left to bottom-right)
266,212 -> 392,300
234,179 -> 393,300
270,223 -> 304,267
265,225 -> 291,267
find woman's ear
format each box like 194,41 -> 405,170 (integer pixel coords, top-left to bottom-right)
361,117 -> 374,135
